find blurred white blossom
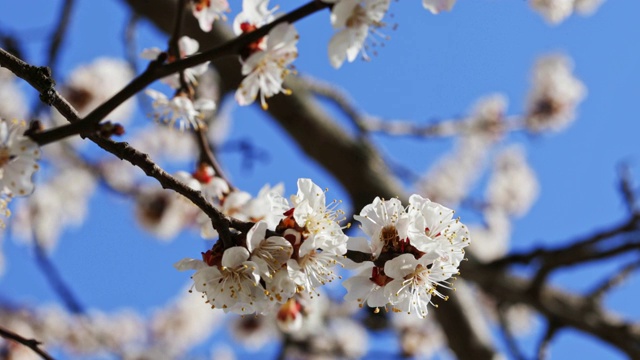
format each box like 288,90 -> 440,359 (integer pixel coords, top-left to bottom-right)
525,54 -> 586,133
12,167 -> 95,251
530,0 -> 606,24
59,58 -> 135,124
0,68 -> 28,120
486,146 -> 539,217
423,0 -> 457,14
0,118 -> 40,197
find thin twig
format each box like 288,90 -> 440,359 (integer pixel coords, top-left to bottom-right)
32,0 -> 76,116
33,241 -> 85,314
618,162 -> 637,214
536,323 -> 560,360
167,0 -> 190,92
490,214 -> 640,267
0,326 -> 55,360
194,125 -> 235,190
496,304 -> 527,360
587,260 -> 640,306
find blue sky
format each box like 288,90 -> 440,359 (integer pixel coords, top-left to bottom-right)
1,0 -> 639,359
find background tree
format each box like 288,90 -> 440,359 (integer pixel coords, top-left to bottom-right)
0,0 -> 639,359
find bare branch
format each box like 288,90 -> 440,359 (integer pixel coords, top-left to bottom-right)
536,322 -> 561,360
587,260 -> 640,306
497,304 -> 527,360
464,257 -> 640,358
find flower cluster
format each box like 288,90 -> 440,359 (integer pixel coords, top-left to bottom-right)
344,195 -> 469,318
175,178 -> 469,319
175,179 -> 349,315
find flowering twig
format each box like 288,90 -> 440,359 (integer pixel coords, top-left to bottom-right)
0,47 -> 250,248
0,326 -> 55,360
586,260 -> 640,307
24,0 -> 330,146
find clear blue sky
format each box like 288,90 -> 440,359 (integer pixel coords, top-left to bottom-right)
1,0 -> 639,359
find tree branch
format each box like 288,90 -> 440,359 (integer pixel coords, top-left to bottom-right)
0,326 -> 55,360
464,257 -> 640,358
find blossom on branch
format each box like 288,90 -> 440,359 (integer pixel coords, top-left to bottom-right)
235,22 -> 299,110
59,58 -> 134,124
233,0 -> 277,37
175,179 -> 348,315
345,195 -> 469,318
191,0 -> 230,32
0,118 -> 40,197
141,36 -> 209,89
145,89 -> 216,131
326,0 -> 391,69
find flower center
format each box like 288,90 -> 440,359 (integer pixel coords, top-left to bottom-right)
194,0 -> 211,12
0,147 -> 12,167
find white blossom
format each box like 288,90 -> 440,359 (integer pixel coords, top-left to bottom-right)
135,184 -> 199,240
175,247 -> 266,314
407,194 -> 469,267
60,58 -> 134,123
235,22 -> 299,110
422,0 -> 456,14
345,196 -> 469,317
574,0 -> 605,15
141,36 -> 209,89
486,146 -> 539,216
146,89 -> 216,130
467,209 -> 511,262
0,118 -> 40,197
149,288 -> 224,355
233,0 -> 277,37
191,0 -> 230,32
530,0 -> 575,24
0,68 -> 27,120
246,221 -> 292,279
525,54 -> 586,133
327,0 -> 391,69
418,135 -> 490,206
530,0 -> 605,24
12,167 -> 94,251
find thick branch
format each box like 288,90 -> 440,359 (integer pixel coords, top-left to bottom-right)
464,257 -> 640,358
